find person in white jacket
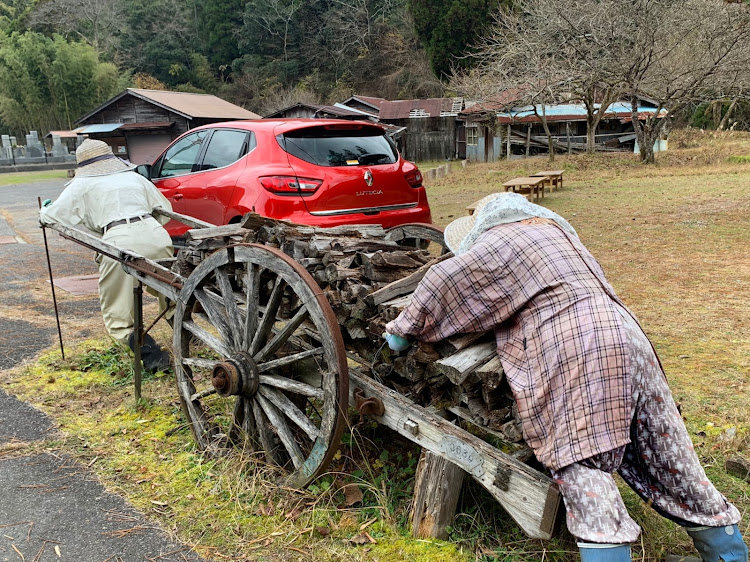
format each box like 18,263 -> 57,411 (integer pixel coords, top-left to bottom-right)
40,139 -> 173,372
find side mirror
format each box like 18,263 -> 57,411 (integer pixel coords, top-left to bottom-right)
135,164 -> 152,179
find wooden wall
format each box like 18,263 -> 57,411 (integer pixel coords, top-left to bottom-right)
80,95 -> 192,136
387,117 -> 457,162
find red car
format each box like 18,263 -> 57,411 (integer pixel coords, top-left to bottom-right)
138,119 -> 432,238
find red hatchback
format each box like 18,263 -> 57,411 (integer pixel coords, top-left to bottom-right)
139,119 -> 432,238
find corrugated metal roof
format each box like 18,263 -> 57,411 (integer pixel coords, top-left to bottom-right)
495,102 -> 667,124
349,95 -> 386,109
45,130 -> 79,138
128,89 -> 260,119
73,123 -> 123,133
379,98 -> 462,120
263,102 -> 366,119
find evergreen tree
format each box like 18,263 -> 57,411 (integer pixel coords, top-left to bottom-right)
408,0 -> 499,78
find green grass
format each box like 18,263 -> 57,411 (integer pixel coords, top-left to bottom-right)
0,169 -> 69,186
4,129 -> 750,560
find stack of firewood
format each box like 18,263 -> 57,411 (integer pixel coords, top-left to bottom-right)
176,214 -> 528,457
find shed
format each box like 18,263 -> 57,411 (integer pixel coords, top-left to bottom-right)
43,130 -> 79,153
263,102 -> 372,120
340,95 -> 386,117
461,99 -> 668,162
376,98 -> 464,161
74,88 -> 260,164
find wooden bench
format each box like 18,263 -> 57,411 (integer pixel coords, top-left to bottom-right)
530,170 -> 564,192
502,176 -> 546,201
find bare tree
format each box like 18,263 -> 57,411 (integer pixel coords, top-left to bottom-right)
451,3 -> 571,161
454,0 -> 750,163
243,0 -> 302,62
29,0 -> 125,54
621,0 -> 750,163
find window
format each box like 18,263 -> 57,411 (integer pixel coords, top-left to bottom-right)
279,126 -> 398,167
466,125 -> 479,146
198,129 -> 253,171
154,130 -> 208,178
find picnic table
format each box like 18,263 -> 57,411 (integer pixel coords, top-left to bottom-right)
530,170 -> 564,192
502,176 -> 547,201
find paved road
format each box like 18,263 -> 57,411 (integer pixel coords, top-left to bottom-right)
0,179 -> 204,561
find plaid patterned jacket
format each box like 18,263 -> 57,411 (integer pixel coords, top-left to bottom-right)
387,222 -> 654,470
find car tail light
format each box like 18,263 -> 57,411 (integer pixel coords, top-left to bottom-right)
259,175 -> 323,195
404,169 -> 423,188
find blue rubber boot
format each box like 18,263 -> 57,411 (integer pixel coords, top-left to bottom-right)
578,542 -> 632,561
685,525 -> 749,562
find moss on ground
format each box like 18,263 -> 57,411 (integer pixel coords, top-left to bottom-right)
4,130 -> 750,560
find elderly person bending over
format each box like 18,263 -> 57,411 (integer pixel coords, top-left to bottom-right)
40,139 -> 173,373
385,193 -> 747,562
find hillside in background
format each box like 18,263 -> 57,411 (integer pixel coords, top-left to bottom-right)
0,0 -> 499,136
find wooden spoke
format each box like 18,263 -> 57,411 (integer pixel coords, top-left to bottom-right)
257,348 -> 324,373
241,397 -> 258,451
193,288 -> 233,346
258,386 -> 321,441
190,387 -> 217,401
173,244 -> 348,487
243,262 -> 260,351
254,306 -> 309,363
251,397 -> 281,465
215,267 -> 243,348
183,357 -> 220,370
256,394 -> 305,469
250,275 -> 285,355
258,373 -> 324,400
182,320 -> 232,358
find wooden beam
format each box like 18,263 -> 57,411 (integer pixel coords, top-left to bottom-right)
152,207 -> 215,229
411,450 -> 465,539
507,123 -> 511,158
349,369 -> 561,539
526,124 -> 531,157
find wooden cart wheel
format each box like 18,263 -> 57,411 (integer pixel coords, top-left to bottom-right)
385,223 -> 449,256
172,244 -> 349,488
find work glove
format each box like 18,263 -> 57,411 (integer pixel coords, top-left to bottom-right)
42,199 -> 52,207
384,332 -> 410,352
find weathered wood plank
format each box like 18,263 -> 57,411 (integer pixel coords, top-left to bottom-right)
411,450 -> 465,539
348,369 -> 560,539
434,342 -> 497,385
364,251 -> 454,306
153,207 -> 215,229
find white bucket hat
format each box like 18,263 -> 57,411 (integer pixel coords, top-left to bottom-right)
75,139 -> 135,177
443,192 -> 578,254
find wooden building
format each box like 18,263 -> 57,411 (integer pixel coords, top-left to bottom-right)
74,88 -> 260,164
461,100 -> 667,162
263,102 -> 374,120
340,95 -> 386,118
374,98 -> 464,162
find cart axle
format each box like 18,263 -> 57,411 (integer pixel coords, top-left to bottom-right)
211,352 -> 260,397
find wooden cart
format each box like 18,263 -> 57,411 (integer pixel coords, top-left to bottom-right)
46,210 -> 561,541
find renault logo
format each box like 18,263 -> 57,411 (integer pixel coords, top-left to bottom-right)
364,170 -> 373,187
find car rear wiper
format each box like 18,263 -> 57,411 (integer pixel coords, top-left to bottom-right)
358,153 -> 389,165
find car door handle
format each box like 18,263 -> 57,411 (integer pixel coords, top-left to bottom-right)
173,193 -> 184,200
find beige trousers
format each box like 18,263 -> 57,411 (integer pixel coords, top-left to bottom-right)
97,218 -> 174,344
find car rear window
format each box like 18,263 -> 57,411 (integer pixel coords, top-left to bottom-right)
278,126 -> 398,167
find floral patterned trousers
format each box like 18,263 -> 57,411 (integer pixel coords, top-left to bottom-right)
550,306 -> 741,543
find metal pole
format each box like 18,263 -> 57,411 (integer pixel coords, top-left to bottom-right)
37,197 -> 65,360
133,282 -> 143,403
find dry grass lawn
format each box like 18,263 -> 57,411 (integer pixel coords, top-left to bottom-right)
1,129 -> 749,561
